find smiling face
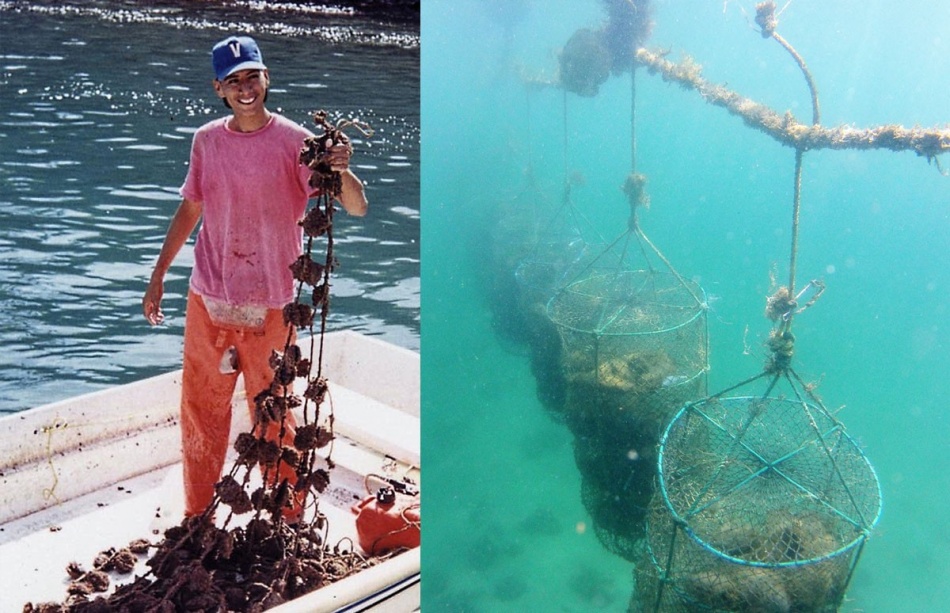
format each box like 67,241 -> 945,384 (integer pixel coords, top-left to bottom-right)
213,68 -> 271,130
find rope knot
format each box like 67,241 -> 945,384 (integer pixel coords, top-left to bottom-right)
623,172 -> 650,230
766,286 -> 796,321
765,328 -> 795,374
755,1 -> 778,38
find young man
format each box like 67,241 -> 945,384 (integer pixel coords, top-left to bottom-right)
142,35 -> 367,519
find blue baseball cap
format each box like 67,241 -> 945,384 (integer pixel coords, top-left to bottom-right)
212,35 -> 267,81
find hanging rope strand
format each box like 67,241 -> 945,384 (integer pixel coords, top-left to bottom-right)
787,147 -> 804,303
757,2 -> 817,337
563,88 -> 570,193
773,32 -> 820,126
631,61 -> 638,174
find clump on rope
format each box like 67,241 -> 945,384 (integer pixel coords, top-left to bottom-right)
24,540 -> 155,611
754,0 -> 778,37
295,422 -> 333,451
765,286 -> 795,321
601,0 -> 654,73
766,278 -> 826,323
300,109 -> 373,198
559,28 -> 612,97
290,255 -> 325,286
559,1 -> 654,96
765,328 -> 795,374
623,172 -> 650,229
283,302 -> 315,328
24,111 -> 390,613
63,516 -> 373,612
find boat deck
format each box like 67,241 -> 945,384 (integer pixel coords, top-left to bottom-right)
1,435 -> 416,610
0,331 -> 420,612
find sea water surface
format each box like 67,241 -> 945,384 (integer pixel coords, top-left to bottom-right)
0,1 -> 419,412
423,1 -> 949,611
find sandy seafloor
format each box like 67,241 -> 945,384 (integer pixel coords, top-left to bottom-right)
421,1 -> 950,611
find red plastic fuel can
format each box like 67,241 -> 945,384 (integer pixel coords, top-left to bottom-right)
352,486 -> 421,555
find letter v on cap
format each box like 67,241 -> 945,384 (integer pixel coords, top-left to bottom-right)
212,35 -> 265,80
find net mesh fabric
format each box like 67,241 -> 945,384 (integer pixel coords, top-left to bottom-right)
633,396 -> 881,612
547,269 -> 708,559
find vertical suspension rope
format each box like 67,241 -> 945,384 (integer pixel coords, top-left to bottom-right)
631,64 -> 638,174
756,2 -> 821,333
563,88 -> 569,193
773,32 -> 821,126
525,87 -> 534,176
787,147 -> 804,301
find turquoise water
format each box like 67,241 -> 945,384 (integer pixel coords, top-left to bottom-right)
423,1 -> 949,611
0,1 -> 419,412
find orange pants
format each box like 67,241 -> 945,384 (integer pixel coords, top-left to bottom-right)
180,290 -> 300,519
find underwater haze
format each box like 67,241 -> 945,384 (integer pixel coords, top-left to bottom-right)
423,0 -> 949,611
0,1 -> 419,412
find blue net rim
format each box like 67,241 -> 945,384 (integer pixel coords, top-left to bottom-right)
546,269 -> 707,336
654,395 -> 883,566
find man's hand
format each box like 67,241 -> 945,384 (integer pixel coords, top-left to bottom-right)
143,274 -> 166,325
326,142 -> 352,173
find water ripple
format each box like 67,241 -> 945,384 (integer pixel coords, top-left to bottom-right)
0,1 -> 419,49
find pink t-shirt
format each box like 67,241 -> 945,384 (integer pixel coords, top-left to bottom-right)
181,114 -> 315,308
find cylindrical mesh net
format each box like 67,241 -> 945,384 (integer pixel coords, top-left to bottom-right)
547,269 -> 708,559
487,198 -> 548,347
633,396 -> 882,611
